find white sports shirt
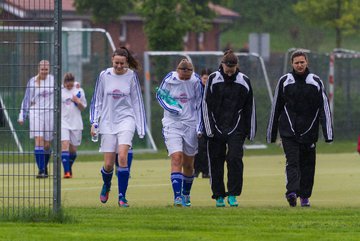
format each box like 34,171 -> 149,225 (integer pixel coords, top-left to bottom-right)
156,71 -> 203,132
90,68 -> 146,138
61,83 -> 87,130
18,74 -> 54,122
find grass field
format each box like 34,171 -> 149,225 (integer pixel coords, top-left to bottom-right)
1,152 -> 360,240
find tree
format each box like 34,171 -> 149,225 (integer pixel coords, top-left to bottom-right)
74,0 -> 134,24
228,0 -> 298,31
294,0 -> 360,48
74,0 -> 212,51
138,0 -> 212,51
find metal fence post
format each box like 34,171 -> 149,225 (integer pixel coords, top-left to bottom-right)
53,0 -> 62,215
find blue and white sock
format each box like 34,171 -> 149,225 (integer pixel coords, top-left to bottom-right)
101,167 -> 113,188
117,166 -> 129,199
61,151 -> 70,173
69,152 -> 77,172
171,172 -> 183,199
182,174 -> 194,196
34,146 -> 45,172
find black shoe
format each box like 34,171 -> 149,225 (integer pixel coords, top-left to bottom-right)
202,173 -> 210,178
286,192 -> 297,207
194,172 -> 200,178
36,172 -> 48,179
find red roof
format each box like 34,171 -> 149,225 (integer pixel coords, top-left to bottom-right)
3,0 -> 75,11
208,2 -> 239,18
3,0 -> 239,18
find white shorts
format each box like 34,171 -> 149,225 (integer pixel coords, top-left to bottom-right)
163,123 -> 198,156
29,110 -> 54,141
99,131 -> 134,152
61,128 -> 82,146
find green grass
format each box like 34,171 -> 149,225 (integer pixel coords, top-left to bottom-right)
1,207 -> 360,241
220,24 -> 360,53
77,140 -> 359,162
2,152 -> 360,240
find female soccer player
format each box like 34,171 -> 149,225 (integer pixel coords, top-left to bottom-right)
156,59 -> 202,207
61,73 -> 87,178
18,60 -> 54,178
90,47 -> 146,207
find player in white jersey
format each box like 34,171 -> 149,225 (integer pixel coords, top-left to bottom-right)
90,47 -> 146,207
61,73 -> 87,178
156,59 -> 203,207
18,60 -> 54,178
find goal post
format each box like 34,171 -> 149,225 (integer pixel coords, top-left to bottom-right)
0,26 -> 158,154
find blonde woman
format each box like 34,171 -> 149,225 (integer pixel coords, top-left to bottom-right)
18,60 -> 54,178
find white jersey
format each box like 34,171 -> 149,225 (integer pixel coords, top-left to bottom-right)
61,84 -> 87,130
156,71 -> 202,132
18,74 -> 54,122
90,68 -> 146,138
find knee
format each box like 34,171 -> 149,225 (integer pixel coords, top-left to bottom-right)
171,156 -> 182,168
44,142 -> 51,150
103,163 -> 114,172
182,160 -> 193,170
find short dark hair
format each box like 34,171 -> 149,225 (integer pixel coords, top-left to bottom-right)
291,50 -> 308,63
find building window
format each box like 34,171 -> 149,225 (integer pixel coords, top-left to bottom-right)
183,32 -> 189,43
119,22 -> 127,42
198,32 -> 204,43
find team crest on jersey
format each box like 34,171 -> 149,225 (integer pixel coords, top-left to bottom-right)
111,89 -> 126,99
178,92 -> 188,103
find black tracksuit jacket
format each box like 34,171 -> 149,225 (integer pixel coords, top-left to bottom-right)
202,68 -> 256,140
267,69 -> 334,143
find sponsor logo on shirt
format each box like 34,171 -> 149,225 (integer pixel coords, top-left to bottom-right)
65,98 -> 72,105
109,89 -> 126,99
178,92 -> 188,103
40,90 -> 50,98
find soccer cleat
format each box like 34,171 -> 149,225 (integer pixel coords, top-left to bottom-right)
100,184 -> 111,203
216,197 -> 226,207
174,196 -> 183,207
182,195 -> 191,207
36,171 -> 48,179
286,192 -> 297,207
227,195 -> 239,207
194,171 -> 200,178
118,197 -> 129,207
300,198 -> 310,207
64,172 -> 72,178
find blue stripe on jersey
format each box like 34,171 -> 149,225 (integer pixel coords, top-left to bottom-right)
89,71 -> 106,124
133,72 -> 146,136
156,73 -> 180,114
20,78 -> 33,120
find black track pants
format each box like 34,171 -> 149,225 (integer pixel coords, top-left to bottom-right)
208,133 -> 245,199
282,137 -> 316,198
194,136 -> 209,174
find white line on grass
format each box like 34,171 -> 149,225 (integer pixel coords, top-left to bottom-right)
62,183 -> 169,191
